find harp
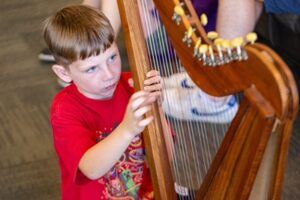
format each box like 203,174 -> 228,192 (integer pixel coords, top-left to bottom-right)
117,0 -> 298,199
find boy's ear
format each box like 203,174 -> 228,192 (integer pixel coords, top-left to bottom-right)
52,64 -> 72,83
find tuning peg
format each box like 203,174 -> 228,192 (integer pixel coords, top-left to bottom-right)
231,37 -> 249,61
174,5 -> 185,16
214,38 -> 225,65
221,40 -> 233,63
199,44 -> 208,65
172,5 -> 185,25
200,13 -> 208,26
230,37 -> 243,60
207,45 -> 217,66
207,31 -> 218,41
246,32 -> 258,44
214,38 -> 223,45
221,40 -> 231,49
231,37 -> 244,47
182,26 -> 194,47
193,38 -> 202,58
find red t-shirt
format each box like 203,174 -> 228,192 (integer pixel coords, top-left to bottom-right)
50,72 -> 153,200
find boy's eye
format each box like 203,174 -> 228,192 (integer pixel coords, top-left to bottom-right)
85,66 -> 97,73
108,54 -> 117,64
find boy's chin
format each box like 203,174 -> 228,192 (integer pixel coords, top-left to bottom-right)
82,89 -> 114,100
97,88 -> 116,100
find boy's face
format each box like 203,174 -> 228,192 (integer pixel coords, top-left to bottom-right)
66,43 -> 122,100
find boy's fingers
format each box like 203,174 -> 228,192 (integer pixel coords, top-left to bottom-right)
131,93 -> 158,110
146,70 -> 159,78
144,95 -> 158,104
144,76 -> 161,86
134,106 -> 152,118
131,96 -> 148,110
131,91 -> 147,99
144,84 -> 162,92
138,116 -> 154,127
149,91 -> 162,98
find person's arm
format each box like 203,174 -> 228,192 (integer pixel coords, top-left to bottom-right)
79,71 -> 162,180
82,0 -> 101,9
82,0 -> 121,37
79,91 -> 155,180
216,0 -> 263,39
101,0 -> 121,37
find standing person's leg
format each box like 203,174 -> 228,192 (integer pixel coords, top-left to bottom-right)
82,0 -> 101,9
100,0 -> 121,37
83,0 -> 121,36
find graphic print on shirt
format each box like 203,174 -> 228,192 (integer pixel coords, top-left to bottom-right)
96,126 -> 145,199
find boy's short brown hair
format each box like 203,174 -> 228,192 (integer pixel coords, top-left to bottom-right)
43,5 -> 115,66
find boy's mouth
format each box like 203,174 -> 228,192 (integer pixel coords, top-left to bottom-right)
104,83 -> 116,91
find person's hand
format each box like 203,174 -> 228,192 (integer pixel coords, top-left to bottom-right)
143,70 -> 162,101
121,91 -> 156,138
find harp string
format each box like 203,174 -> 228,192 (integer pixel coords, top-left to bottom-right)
140,1 -> 190,191
139,1 -> 188,186
143,2 -> 201,193
139,0 -> 233,197
140,0 -> 210,192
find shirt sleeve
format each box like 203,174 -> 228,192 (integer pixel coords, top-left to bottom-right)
120,72 -> 135,95
264,0 -> 300,15
51,102 -> 96,185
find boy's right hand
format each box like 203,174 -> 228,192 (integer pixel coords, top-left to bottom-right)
121,91 -> 156,138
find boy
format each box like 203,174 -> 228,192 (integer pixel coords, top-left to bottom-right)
43,5 -> 162,199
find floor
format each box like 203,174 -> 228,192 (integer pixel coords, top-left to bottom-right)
0,0 -> 299,199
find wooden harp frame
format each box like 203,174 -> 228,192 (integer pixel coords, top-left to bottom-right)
117,0 -> 299,199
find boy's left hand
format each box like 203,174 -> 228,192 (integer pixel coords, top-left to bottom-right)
143,70 -> 162,100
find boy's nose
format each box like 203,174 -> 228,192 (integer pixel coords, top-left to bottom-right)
102,64 -> 114,80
